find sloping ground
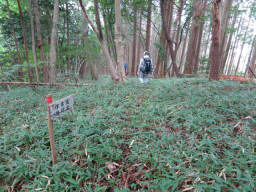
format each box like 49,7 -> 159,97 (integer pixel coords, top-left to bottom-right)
0,77 -> 255,191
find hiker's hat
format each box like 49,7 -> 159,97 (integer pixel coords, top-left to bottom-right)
144,51 -> 150,56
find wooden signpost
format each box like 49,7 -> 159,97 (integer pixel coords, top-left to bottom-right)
46,94 -> 74,165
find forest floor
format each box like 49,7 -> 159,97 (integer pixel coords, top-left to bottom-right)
0,77 -> 256,191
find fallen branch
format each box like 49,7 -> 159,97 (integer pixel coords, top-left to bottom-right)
0,82 -> 89,86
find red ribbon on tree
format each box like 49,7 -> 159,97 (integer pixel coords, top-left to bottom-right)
46,96 -> 52,104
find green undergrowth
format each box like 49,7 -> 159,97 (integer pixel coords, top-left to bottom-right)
0,77 -> 255,191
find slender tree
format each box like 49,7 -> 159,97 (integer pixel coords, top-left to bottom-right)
136,10 -> 142,73
155,0 -> 172,77
6,0 -> 23,79
193,0 -> 207,73
66,2 -> 71,73
17,0 -> 32,82
248,37 -> 256,78
114,0 -> 126,81
235,18 -> 251,75
49,0 -> 59,84
244,35 -> 256,76
131,7 -> 137,76
160,0 -> 181,77
184,0 -> 204,74
209,0 -> 221,80
79,0 -> 119,81
219,0 -> 233,72
221,8 -> 239,73
33,0 -> 48,82
29,0 -> 39,82
145,0 -> 152,51
179,25 -> 189,72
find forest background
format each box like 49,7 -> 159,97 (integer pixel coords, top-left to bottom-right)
0,0 -> 255,84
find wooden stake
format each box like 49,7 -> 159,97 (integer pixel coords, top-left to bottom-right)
46,95 -> 57,165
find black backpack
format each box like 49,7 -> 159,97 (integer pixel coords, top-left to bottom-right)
141,57 -> 152,73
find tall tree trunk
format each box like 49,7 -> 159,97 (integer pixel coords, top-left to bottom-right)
136,11 -> 142,73
220,8 -> 239,73
155,0 -> 172,77
145,0 -> 152,51
193,0 -> 207,73
102,12 -> 113,57
209,0 -> 221,80
226,34 -> 239,75
49,0 -> 59,84
163,0 -> 174,77
203,22 -> 211,59
66,2 -> 71,73
17,0 -> 32,82
225,17 -> 243,75
131,8 -> 137,76
234,18 -> 251,75
169,0 -> 184,76
160,0 -> 180,77
219,0 -> 233,72
29,0 -> 39,82
244,35 -> 256,76
155,30 -> 165,77
6,0 -> 23,79
81,15 -> 98,80
184,0 -> 203,74
103,9 -> 117,61
179,27 -> 189,72
248,37 -> 256,78
79,13 -> 88,78
79,0 -> 119,81
193,21 -> 204,73
34,0 -> 48,82
114,0 -> 126,81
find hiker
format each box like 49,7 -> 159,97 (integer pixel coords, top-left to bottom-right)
124,63 -> 128,75
137,51 -> 153,84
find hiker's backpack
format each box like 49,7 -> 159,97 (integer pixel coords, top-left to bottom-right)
141,57 -> 152,73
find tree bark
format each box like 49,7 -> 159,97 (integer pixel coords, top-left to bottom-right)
33,0 -> 48,82
248,38 -> 256,78
29,0 -> 39,82
219,0 -> 233,72
6,0 -> 23,79
114,0 -> 126,81
209,0 -> 221,80
235,18 -> 251,75
160,0 -> 180,77
179,26 -> 189,72
16,0 -> 32,82
193,0 -> 207,73
169,0 -> 184,76
184,0 -> 203,74
136,10 -> 142,73
225,17 -> 243,75
226,33 -> 239,75
155,0 -> 172,77
244,35 -> 256,76
203,22 -> 211,59
220,8 -> 239,73
103,8 -> 117,61
131,7 -> 137,76
49,0 -> 59,84
79,0 -> 119,81
145,0 -> 152,51
66,2 -> 71,73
